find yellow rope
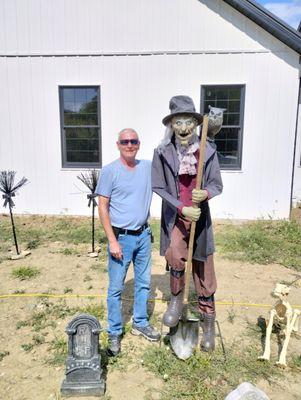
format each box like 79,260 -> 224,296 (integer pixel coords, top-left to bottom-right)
0,292 -> 300,308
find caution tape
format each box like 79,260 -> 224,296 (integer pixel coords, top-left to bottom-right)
0,292 -> 300,309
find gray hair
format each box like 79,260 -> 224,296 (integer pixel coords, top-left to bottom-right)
157,124 -> 200,153
157,124 -> 174,151
117,128 -> 139,141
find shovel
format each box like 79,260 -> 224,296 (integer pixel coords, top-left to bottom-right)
170,115 -> 209,360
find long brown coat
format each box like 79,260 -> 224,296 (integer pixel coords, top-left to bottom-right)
151,139 -> 223,262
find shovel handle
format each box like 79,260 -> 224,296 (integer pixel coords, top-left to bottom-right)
183,115 -> 209,304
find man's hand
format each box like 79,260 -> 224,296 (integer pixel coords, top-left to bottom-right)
192,189 -> 208,204
109,239 -> 123,260
99,195 -> 123,260
182,206 -> 201,222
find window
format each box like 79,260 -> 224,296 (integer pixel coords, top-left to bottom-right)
201,85 -> 245,169
59,86 -> 101,168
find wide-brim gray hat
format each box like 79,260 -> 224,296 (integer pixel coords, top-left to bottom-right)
162,95 -> 203,126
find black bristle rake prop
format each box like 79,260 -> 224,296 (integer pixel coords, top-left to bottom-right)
0,171 -> 28,255
77,170 -> 100,254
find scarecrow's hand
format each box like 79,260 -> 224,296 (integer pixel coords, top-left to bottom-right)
182,206 -> 201,222
192,189 -> 208,204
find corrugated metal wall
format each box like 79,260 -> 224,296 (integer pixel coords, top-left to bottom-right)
0,0 -> 299,219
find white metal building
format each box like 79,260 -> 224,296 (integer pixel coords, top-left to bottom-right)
1,0 -> 301,219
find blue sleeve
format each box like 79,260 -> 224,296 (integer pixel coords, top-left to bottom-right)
95,166 -> 113,197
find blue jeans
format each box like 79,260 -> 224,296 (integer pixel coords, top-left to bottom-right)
107,227 -> 152,336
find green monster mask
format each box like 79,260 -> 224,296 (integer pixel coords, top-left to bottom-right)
171,114 -> 198,146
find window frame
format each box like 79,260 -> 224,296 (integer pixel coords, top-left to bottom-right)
200,84 -> 245,170
59,85 -> 102,169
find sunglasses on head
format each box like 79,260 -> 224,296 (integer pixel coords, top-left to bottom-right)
119,139 -> 139,145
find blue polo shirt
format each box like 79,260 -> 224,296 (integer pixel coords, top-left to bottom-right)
95,159 -> 152,230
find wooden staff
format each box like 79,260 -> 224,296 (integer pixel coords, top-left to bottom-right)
183,115 -> 209,305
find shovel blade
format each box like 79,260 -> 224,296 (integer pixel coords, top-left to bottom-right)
169,319 -> 199,360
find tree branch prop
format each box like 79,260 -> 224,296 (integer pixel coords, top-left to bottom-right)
0,171 -> 28,255
77,170 -> 100,253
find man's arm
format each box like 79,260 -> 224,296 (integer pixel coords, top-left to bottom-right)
98,195 -> 123,260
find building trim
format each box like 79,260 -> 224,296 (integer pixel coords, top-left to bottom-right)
223,0 -> 301,54
290,77 -> 301,215
0,49 -> 275,58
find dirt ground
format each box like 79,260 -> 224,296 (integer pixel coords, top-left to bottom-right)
0,235 -> 300,400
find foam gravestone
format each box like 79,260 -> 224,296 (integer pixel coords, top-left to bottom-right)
61,314 -> 105,397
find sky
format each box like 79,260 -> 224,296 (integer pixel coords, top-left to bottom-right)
256,0 -> 301,29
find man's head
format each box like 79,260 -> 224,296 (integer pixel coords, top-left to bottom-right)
117,128 -> 140,163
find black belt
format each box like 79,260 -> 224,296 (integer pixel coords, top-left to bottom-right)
112,223 -> 148,236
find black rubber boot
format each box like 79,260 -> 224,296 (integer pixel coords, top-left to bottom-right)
163,291 -> 184,327
200,313 -> 216,352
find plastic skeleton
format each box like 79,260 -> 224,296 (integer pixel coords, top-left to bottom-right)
258,283 -> 300,367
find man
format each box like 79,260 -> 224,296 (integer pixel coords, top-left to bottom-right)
152,96 -> 223,351
96,128 -> 160,356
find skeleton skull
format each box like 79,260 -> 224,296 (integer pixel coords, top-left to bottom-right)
273,283 -> 290,299
171,114 -> 197,146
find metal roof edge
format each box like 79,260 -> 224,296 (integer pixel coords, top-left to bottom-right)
222,0 -> 301,54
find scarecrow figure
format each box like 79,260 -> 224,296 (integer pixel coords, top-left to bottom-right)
152,96 -> 223,351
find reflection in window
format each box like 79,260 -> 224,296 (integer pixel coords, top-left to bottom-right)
59,87 -> 101,167
201,85 -> 245,169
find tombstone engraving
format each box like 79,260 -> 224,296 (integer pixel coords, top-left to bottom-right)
61,314 -> 105,397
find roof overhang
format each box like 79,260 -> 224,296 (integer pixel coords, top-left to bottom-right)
223,0 -> 301,54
